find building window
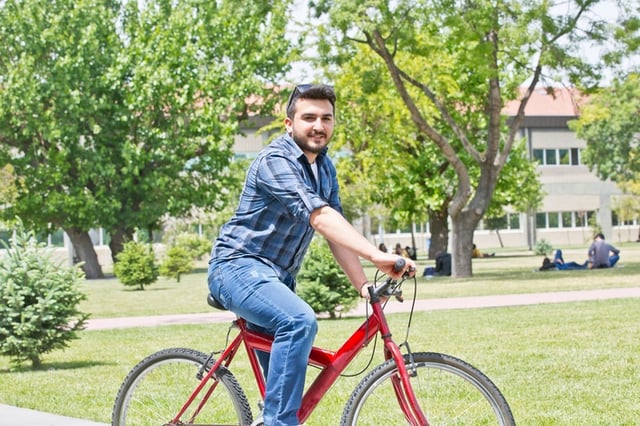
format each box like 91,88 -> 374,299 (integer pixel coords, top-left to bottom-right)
545,150 -> 557,165
508,213 -> 520,230
536,211 -> 595,229
533,148 -> 582,166
570,148 -> 580,165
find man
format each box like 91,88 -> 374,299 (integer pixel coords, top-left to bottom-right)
587,233 -> 620,268
207,84 -> 415,426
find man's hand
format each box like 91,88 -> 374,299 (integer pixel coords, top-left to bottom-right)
371,252 -> 417,280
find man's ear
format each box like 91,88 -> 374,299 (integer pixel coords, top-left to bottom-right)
284,116 -> 293,134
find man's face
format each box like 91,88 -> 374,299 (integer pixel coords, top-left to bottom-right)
285,98 -> 335,155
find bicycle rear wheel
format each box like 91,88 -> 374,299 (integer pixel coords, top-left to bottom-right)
341,351 -> 514,425
112,347 -> 253,426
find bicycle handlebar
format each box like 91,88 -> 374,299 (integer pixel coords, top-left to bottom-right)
369,258 -> 415,302
393,257 -> 406,274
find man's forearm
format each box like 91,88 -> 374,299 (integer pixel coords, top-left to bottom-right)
310,206 -> 378,262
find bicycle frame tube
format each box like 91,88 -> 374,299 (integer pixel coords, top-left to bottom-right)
171,326 -> 246,423
173,300 -> 427,425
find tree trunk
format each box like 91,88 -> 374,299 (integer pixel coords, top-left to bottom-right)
64,227 -> 104,279
109,225 -> 135,264
450,214 -> 477,277
428,207 -> 449,259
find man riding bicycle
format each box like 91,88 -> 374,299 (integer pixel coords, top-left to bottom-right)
207,84 -> 415,426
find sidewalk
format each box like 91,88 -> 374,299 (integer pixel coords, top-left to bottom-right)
3,286 -> 640,425
0,404 -> 108,426
84,286 -> 640,330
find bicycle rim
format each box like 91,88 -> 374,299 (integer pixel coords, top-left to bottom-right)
341,352 -> 515,425
112,347 -> 252,426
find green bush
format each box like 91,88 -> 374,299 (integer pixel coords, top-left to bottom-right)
175,233 -> 211,260
297,237 -> 358,319
0,219 -> 89,369
113,240 -> 159,290
159,245 -> 193,282
534,239 -> 553,256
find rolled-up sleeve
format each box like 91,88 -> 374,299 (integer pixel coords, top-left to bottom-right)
257,153 -> 328,223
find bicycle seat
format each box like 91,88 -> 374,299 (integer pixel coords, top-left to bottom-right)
207,293 -> 227,311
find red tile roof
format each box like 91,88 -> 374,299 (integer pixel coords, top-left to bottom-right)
504,87 -> 587,116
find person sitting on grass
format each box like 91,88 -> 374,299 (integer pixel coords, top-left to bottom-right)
587,233 -> 620,268
472,244 -> 495,258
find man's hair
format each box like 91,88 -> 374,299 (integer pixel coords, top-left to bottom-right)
286,84 -> 336,118
595,232 -> 605,240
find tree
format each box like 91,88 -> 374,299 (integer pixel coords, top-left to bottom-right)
569,74 -> 640,186
0,0 -> 293,278
297,237 -> 358,319
570,73 -> 640,240
330,46 -> 541,261
0,165 -> 16,206
311,0 -> 621,276
0,218 -> 88,369
159,245 -> 193,283
113,240 -> 159,291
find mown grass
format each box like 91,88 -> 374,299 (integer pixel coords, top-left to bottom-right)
1,243 -> 639,424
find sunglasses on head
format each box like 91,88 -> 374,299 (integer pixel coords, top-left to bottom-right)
285,84 -> 334,114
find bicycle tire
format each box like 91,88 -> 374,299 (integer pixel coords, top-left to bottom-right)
112,347 -> 253,426
340,351 -> 515,425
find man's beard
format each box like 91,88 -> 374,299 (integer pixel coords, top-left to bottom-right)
292,130 -> 328,154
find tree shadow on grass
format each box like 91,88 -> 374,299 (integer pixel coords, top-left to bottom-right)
0,359 -> 113,374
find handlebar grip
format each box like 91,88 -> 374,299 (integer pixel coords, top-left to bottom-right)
393,258 -> 406,273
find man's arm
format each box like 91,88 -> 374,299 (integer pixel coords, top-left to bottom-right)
310,206 -> 414,286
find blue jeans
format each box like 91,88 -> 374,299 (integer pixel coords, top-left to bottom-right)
609,254 -> 620,267
208,257 -> 317,426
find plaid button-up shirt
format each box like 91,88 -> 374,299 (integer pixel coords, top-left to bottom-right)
212,134 -> 343,283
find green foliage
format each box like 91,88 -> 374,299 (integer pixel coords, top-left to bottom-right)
175,233 -> 211,261
314,0 -> 620,277
297,237 -> 358,318
534,239 -> 553,256
0,218 -> 88,369
159,246 -> 193,283
570,73 -> 640,187
0,0 -> 293,274
113,241 -> 159,290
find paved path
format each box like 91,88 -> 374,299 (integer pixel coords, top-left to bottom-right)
85,286 -> 640,330
4,286 -> 640,425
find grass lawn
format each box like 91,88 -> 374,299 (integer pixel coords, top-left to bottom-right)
1,243 -> 639,424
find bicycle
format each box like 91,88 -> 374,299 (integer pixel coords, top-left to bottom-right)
112,259 -> 515,425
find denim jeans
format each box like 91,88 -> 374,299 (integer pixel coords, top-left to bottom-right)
208,257 -> 317,426
609,254 -> 620,267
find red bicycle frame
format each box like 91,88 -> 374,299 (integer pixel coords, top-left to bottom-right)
173,289 -> 428,425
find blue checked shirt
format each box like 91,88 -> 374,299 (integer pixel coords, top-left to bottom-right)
212,134 -> 343,283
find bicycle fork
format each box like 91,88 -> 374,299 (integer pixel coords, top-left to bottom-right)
374,304 -> 429,426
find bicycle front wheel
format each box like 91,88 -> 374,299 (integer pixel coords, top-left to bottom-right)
112,347 -> 253,426
341,351 -> 514,425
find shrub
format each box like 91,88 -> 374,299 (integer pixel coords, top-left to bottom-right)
175,233 -> 211,260
297,237 -> 358,319
534,239 -> 553,256
113,240 -> 158,290
0,219 -> 89,369
159,245 -> 193,282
